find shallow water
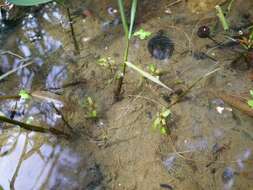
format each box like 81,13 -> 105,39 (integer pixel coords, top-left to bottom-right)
0,0 -> 253,190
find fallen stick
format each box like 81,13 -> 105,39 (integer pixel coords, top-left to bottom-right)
0,115 -> 70,138
211,91 -> 253,118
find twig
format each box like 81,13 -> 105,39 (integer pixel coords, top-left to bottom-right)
44,80 -> 86,91
167,134 -> 253,164
51,103 -> 74,132
0,61 -> 33,81
168,67 -> 220,108
167,0 -> 182,8
0,95 -> 21,101
67,7 -> 80,54
0,50 -> 25,59
0,115 -> 70,138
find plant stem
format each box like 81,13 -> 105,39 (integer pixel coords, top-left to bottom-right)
114,0 -> 138,100
215,5 -> 229,31
114,0 -> 130,100
114,38 -> 130,100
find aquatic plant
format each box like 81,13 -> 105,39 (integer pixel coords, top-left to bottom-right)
215,5 -> 229,31
247,90 -> 253,109
97,57 -> 116,74
114,0 -> 137,100
83,96 -> 98,119
147,63 -> 160,77
133,28 -> 152,40
18,89 -> 31,100
152,108 -> 171,135
238,29 -> 253,50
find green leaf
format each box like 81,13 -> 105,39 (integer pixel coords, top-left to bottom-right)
26,116 -> 34,124
250,90 -> 253,97
8,0 -> 52,6
148,64 -> 156,73
90,110 -> 97,118
0,185 -> 4,190
247,100 -> 253,108
161,109 -> 171,118
19,90 -> 31,100
160,127 -> 167,135
153,118 -> 161,129
133,29 -> 152,40
128,0 -> 137,39
249,30 -> 253,41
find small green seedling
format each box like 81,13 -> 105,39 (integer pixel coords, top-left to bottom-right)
147,63 -> 160,77
247,90 -> 253,109
83,96 -> 98,119
133,28 -> 152,40
97,57 -> 116,73
19,89 -> 31,100
152,108 -> 171,135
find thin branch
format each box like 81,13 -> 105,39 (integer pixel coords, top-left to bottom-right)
66,7 -> 80,54
0,115 -> 70,138
0,61 -> 33,81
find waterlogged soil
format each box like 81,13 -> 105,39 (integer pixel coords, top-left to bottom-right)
0,0 -> 253,189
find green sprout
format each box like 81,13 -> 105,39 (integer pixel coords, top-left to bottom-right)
83,96 -> 98,119
19,89 -> 31,100
247,90 -> 253,109
97,57 -> 116,73
152,108 -> 171,135
133,28 -> 152,40
147,63 -> 160,77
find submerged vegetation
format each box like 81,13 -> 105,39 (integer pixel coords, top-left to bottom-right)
0,0 -> 253,189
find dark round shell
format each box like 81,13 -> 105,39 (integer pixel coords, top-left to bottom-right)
147,33 -> 174,60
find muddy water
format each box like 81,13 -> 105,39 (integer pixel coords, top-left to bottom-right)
0,0 -> 253,190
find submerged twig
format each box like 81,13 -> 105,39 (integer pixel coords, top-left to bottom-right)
51,103 -> 74,132
0,115 -> 70,138
210,90 -> 253,118
166,0 -> 182,8
168,67 -> 220,108
67,7 -> 80,54
0,60 -> 33,81
0,50 -> 25,59
44,80 -> 86,91
0,95 -> 21,101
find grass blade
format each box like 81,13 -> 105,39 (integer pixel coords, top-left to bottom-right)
118,0 -> 129,37
128,0 -> 137,39
215,5 -> 229,31
125,61 -> 173,92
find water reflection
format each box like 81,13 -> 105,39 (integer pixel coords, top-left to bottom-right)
46,65 -> 67,90
0,131 -> 102,190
